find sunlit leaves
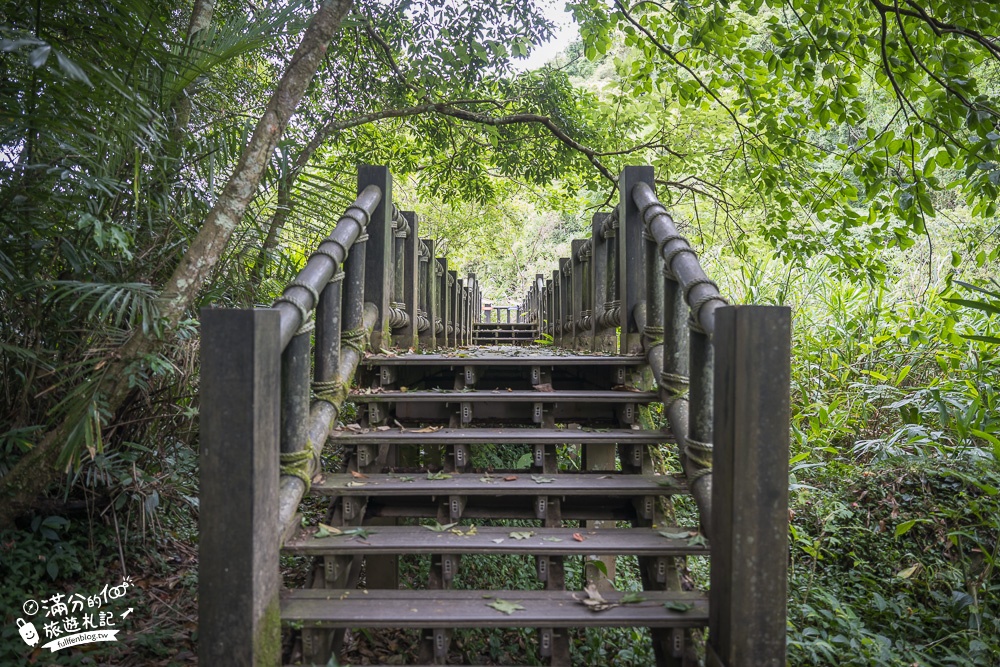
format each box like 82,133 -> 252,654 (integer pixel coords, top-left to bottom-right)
567,0 -> 1000,278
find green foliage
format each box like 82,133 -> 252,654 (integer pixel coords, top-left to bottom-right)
568,0 -> 1000,278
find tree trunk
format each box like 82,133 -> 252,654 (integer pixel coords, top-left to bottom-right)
0,0 -> 354,528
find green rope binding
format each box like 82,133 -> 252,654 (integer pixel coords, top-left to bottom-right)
280,448 -> 314,491
684,437 -> 714,483
643,324 -> 664,349
341,327 -> 367,354
312,379 -> 343,404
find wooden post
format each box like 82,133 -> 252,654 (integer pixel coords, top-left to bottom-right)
398,211 -> 419,349
619,166 -> 654,354
359,165 -> 392,350
551,269 -> 561,347
591,214 -> 612,352
426,240 -> 438,349
418,240 -> 433,349
571,241 -> 584,349
448,270 -> 459,346
709,306 -> 791,667
199,308 -> 281,666
439,258 -> 450,349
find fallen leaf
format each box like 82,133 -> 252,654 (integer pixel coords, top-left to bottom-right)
664,601 -> 694,613
509,531 -> 534,540
541,537 -> 563,542
396,475 -> 415,482
506,387 -> 513,392
688,534 -> 708,547
503,475 -> 518,482
491,538 -> 505,544
424,522 -> 458,532
313,523 -> 341,539
487,599 -> 524,615
375,425 -> 391,431
573,533 -> 586,542
350,470 -> 369,479
346,423 -> 363,431
574,583 -> 618,611
393,419 -> 408,432
533,383 -> 554,392
426,470 -> 452,480
620,592 -> 646,604
341,527 -> 373,539
658,530 -> 692,540
531,475 -> 555,484
480,474 -> 499,484
412,426 -> 443,433
346,481 -> 366,487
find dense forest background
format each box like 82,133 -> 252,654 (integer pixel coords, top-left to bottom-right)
1,0 -> 998,664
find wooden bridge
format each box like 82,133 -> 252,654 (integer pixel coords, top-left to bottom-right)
198,166 -> 791,666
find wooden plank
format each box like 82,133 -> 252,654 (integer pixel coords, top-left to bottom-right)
350,389 -> 657,403
362,354 -> 645,366
710,306 -> 791,667
284,526 -> 708,557
199,308 -> 281,665
312,472 -> 686,496
281,589 -> 708,629
330,426 -> 671,446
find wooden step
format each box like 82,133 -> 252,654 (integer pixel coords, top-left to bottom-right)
362,353 -> 644,366
350,389 -> 657,403
311,472 -> 686,497
283,525 -> 708,557
280,589 -> 708,629
330,426 -> 671,445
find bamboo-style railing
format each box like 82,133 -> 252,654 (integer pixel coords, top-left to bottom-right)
198,166 -> 482,664
522,166 -> 791,666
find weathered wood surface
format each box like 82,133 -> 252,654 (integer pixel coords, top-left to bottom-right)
281,589 -> 709,629
362,353 -> 645,366
284,525 -> 708,556
710,306 -> 791,667
351,389 -> 658,403
200,309 -> 281,666
330,426 -> 672,445
310,472 -> 687,496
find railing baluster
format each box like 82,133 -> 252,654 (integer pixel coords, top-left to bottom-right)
359,165 -> 393,350
571,240 -> 585,350
619,166 -> 653,354
426,240 -> 439,349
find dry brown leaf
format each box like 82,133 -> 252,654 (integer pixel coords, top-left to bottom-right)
350,470 -> 368,479
504,475 -> 518,481
375,425 -> 391,431
573,533 -> 586,542
412,425 -> 443,433
533,383 -> 554,392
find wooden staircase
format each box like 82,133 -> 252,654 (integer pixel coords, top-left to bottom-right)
472,322 -> 538,345
197,165 -> 791,667
282,350 -> 703,664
